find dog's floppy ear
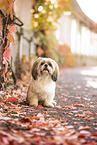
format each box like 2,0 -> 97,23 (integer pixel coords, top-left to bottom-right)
51,62 -> 59,82
31,59 -> 40,80
51,70 -> 57,82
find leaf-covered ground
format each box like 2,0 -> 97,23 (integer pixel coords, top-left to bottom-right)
0,67 -> 97,145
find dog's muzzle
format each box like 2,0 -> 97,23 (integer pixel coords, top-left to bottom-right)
41,64 -> 50,74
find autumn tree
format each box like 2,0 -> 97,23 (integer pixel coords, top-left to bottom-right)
0,0 -> 17,90
31,0 -> 72,57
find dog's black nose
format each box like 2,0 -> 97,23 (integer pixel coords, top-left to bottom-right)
44,64 -> 48,67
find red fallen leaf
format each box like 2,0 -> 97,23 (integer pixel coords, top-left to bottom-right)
20,117 -> 31,123
76,114 -> 85,117
85,141 -> 97,145
86,111 -> 93,115
7,97 -> 18,103
1,100 -> 7,103
37,105 -> 43,108
73,104 -> 85,107
92,94 -> 97,97
56,105 -> 62,109
94,112 -> 97,115
84,116 -> 92,120
78,126 -> 91,130
91,133 -> 97,137
79,130 -> 91,136
62,98 -> 67,101
64,106 -> 76,109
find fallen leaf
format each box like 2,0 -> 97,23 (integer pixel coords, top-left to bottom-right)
73,104 -> 85,107
37,105 -> 43,108
78,126 -> 91,130
91,133 -> 97,137
20,117 -> 31,123
79,130 -> 91,136
56,105 -> 62,109
92,94 -> 97,97
84,116 -> 92,120
86,111 -> 93,115
75,114 -> 85,117
94,112 -> 97,115
7,97 -> 18,103
62,98 -> 67,101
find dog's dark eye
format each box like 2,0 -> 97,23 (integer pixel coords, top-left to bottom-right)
41,62 -> 44,65
48,62 -> 52,67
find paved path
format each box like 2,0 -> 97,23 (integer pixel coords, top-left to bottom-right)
0,66 -> 97,144
27,66 -> 97,137
55,67 -> 97,134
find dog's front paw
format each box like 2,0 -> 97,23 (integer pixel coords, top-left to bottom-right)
27,97 -> 38,107
44,100 -> 56,108
29,103 -> 38,107
52,100 -> 57,106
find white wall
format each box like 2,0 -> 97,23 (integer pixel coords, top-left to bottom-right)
11,0 -> 36,71
56,14 -> 97,66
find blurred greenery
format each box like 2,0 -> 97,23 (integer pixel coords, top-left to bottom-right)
31,0 -> 75,67
31,0 -> 72,53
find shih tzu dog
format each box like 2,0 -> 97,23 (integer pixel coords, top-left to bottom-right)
26,57 -> 59,107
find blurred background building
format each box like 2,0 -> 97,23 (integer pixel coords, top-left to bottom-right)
11,0 -> 97,72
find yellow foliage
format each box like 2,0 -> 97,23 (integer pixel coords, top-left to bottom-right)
0,0 -> 14,19
0,0 -> 5,9
7,33 -> 15,45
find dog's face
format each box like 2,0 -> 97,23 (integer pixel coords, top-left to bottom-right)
32,57 -> 59,81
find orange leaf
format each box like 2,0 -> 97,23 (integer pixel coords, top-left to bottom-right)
86,111 -> 93,115
0,0 -> 5,9
7,25 -> 17,33
5,0 -> 14,20
3,46 -> 11,60
78,126 -> 91,130
73,104 -> 85,107
76,114 -> 85,117
0,17 -> 2,30
84,116 -> 92,120
7,32 -> 15,45
56,105 -> 62,109
20,117 -> 31,123
37,105 -> 43,108
92,94 -> 97,97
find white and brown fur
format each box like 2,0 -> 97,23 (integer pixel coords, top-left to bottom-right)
26,57 -> 59,107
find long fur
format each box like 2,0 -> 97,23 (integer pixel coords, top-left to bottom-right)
26,57 -> 59,107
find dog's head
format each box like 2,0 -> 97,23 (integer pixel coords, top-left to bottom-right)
31,57 -> 59,81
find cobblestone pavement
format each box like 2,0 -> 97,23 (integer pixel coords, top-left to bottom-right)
55,66 -> 97,134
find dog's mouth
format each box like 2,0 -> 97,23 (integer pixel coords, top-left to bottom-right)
41,68 -> 49,74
